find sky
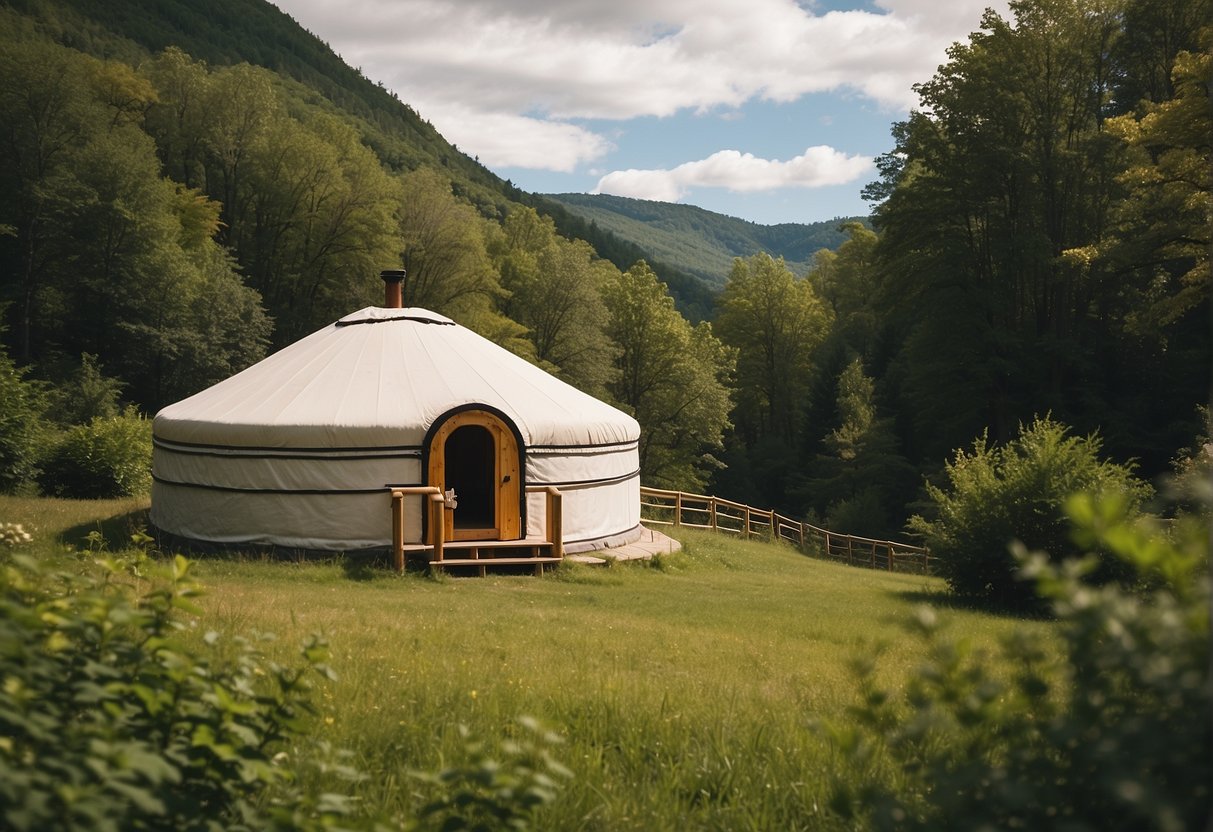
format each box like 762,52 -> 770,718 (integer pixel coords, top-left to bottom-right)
271,0 -> 1010,225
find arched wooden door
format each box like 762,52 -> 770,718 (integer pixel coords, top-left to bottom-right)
426,409 -> 522,541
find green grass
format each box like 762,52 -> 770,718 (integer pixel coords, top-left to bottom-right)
2,496 -> 1051,830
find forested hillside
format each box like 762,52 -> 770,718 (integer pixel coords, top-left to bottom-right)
0,0 -> 1208,543
2,0 -> 718,316
547,193 -> 862,287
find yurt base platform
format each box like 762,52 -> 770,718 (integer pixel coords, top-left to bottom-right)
564,526 -> 681,565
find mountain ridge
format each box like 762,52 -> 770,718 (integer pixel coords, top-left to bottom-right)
545,193 -> 867,288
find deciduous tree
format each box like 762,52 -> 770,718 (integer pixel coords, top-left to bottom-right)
604,262 -> 734,491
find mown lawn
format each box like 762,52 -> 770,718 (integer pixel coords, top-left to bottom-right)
1,496 -> 1052,830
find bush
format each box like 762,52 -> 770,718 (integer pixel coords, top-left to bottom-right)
0,542 -> 356,831
411,717 -> 571,831
0,344 -> 45,493
827,492 -> 1211,831
43,353 -> 124,427
909,416 -> 1152,608
38,406 -> 152,498
0,533 -> 570,831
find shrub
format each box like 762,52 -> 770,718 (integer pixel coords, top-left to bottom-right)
908,416 -> 1152,608
38,406 -> 152,498
0,543 -> 356,831
44,353 -> 124,427
411,717 -> 572,831
0,344 -> 45,493
827,492 -> 1211,831
0,528 -> 571,830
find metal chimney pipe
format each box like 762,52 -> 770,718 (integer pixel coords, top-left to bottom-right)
381,269 -> 405,309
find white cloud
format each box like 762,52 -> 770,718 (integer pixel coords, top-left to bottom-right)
592,146 -> 874,202
274,0 -> 1010,171
420,103 -> 613,171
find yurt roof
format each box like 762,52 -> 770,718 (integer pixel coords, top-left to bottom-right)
154,307 -> 639,449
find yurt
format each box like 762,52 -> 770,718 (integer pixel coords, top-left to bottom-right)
151,272 -> 642,558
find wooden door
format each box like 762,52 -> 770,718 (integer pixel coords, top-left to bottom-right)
427,410 -> 521,540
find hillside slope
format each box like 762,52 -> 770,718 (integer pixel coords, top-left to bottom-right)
547,193 -> 866,287
10,0 -> 517,215
7,0 -> 858,315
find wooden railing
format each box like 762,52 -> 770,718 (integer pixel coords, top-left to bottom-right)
387,485 -> 564,573
639,486 -> 932,574
388,486 -> 444,573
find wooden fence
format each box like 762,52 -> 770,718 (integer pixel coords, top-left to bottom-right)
639,486 -> 932,575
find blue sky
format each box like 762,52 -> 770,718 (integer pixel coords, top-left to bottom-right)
273,0 -> 1009,225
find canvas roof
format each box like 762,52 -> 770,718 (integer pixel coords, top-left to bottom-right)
154,307 -> 639,449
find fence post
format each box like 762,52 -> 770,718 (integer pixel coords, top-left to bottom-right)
799,520 -> 805,549
391,490 -> 405,573
547,487 -> 564,559
709,498 -> 717,531
744,506 -> 751,539
429,493 -> 445,565
674,491 -> 682,526
846,535 -> 854,565
887,543 -> 893,571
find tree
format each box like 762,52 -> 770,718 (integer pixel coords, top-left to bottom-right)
808,221 -> 881,360
0,335 -> 44,493
715,253 -> 832,446
240,110 -> 400,341
1103,31 -> 1211,334
492,207 -> 618,398
0,37 -> 107,361
603,262 -> 734,491
795,358 -> 915,537
396,167 -> 504,319
865,0 -> 1210,473
713,253 -> 831,509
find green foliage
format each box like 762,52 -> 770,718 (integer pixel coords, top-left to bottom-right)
909,416 -> 1152,608
716,252 -> 832,446
44,353 -> 123,426
37,407 -> 152,499
1104,30 -> 1212,332
603,262 -> 734,490
0,352 -> 43,494
412,717 -> 572,832
827,491 -> 1211,831
866,0 -> 1210,472
795,358 -> 915,538
492,206 -> 618,397
0,544 -> 355,831
713,252 -> 832,509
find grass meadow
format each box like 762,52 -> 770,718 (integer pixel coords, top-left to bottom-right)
2,495 -> 1053,830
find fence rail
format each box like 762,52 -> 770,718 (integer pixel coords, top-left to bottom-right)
639,486 -> 932,575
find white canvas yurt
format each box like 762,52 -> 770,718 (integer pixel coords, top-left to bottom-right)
151,272 -> 642,555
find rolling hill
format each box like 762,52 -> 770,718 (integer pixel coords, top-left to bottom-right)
546,193 -> 867,288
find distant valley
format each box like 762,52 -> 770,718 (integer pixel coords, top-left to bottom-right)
545,193 -> 867,289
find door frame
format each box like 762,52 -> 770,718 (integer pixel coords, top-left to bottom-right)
423,405 -> 525,541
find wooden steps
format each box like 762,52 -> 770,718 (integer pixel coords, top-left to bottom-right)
423,537 -> 562,576
390,485 -> 565,576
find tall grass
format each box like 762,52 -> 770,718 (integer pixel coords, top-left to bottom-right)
2,496 -> 1050,830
